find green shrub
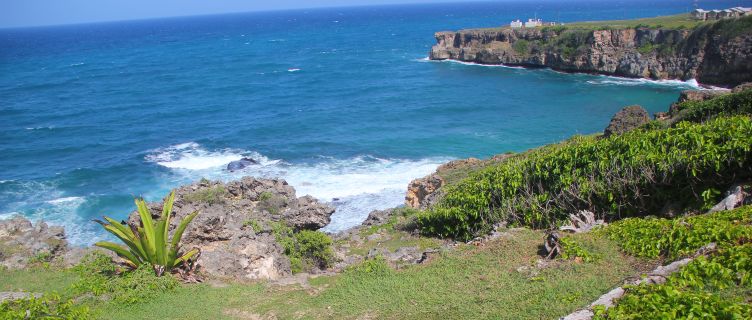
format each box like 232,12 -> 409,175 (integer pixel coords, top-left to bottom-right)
418,116 -> 752,240
344,256 -> 392,276
636,43 -> 654,54
513,39 -> 529,54
71,252 -> 180,305
595,244 -> 752,319
673,89 -> 752,123
559,237 -> 598,262
258,191 -> 286,215
243,220 -> 262,233
0,293 -> 91,320
94,191 -> 200,276
605,206 -> 752,259
271,222 -> 335,273
183,185 -> 226,205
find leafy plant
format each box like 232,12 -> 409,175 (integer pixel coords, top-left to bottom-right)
672,89 -> 752,124
0,293 -> 91,320
94,191 -> 200,276
271,222 -> 335,273
418,116 -> 752,240
605,206 -> 752,259
183,185 -> 225,205
71,252 -> 180,305
258,191 -> 286,215
559,237 -> 598,262
595,244 -> 752,319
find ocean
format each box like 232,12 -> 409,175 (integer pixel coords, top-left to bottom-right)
1,0 -> 748,245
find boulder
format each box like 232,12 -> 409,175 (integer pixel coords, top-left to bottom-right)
125,177 -> 335,280
603,105 -> 650,137
226,157 -> 258,172
0,216 -> 68,269
362,209 -> 394,227
405,173 -> 444,209
708,184 -> 749,213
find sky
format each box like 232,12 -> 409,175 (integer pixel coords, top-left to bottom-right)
0,0 -> 484,28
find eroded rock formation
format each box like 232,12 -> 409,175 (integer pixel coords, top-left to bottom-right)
430,18 -> 752,87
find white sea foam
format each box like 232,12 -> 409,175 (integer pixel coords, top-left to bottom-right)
46,196 -> 85,205
287,68 -> 301,72
1,181 -> 103,245
585,75 -> 703,89
146,142 -> 449,232
429,58 -> 526,69
144,142 -> 274,170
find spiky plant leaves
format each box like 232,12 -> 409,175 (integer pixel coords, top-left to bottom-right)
94,191 -> 199,276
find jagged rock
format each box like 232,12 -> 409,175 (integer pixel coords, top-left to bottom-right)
0,292 -> 40,303
603,105 -> 650,137
708,184 -> 749,213
283,195 -> 334,230
405,173 -> 444,209
0,216 -> 68,269
125,177 -> 335,280
362,209 -> 394,226
559,210 -> 605,233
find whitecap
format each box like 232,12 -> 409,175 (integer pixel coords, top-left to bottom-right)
585,75 -> 702,89
431,58 -> 526,69
287,68 -> 301,72
145,142 -> 269,170
46,196 -> 85,205
146,143 -> 450,232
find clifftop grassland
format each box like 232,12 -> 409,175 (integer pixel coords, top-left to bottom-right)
430,14 -> 752,86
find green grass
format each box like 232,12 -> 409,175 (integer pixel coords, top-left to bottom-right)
561,13 -> 707,30
0,229 -> 640,320
0,268 -> 77,294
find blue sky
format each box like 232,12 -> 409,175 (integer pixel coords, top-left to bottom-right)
0,0 -> 484,28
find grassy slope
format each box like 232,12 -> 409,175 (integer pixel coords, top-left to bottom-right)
0,229 -> 641,320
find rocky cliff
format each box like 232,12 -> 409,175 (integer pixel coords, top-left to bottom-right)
429,17 -> 752,87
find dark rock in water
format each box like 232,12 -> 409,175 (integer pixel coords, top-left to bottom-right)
603,105 -> 650,137
0,216 -> 68,269
126,176 -> 335,280
226,157 -> 258,172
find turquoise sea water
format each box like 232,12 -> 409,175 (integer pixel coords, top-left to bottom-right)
1,0 -> 748,244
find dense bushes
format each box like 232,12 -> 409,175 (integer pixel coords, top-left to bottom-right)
418,116 -> 752,240
272,222 -> 335,273
595,239 -> 752,319
605,206 -> 752,259
0,294 -> 91,320
673,89 -> 752,123
594,206 -> 752,318
71,252 -> 180,305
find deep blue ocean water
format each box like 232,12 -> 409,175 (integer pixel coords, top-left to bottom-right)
2,0 -> 749,244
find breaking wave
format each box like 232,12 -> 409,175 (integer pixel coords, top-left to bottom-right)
145,142 -> 449,232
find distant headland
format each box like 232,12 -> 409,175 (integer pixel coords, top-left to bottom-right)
430,13 -> 752,87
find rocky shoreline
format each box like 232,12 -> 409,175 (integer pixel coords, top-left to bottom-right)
429,17 -> 752,87
1,83 -> 749,284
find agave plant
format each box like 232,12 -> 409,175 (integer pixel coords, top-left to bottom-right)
94,191 -> 200,276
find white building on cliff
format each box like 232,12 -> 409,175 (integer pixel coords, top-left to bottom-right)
525,18 -> 543,28
510,19 -> 523,28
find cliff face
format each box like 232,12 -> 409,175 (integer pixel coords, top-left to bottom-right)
429,18 -> 752,87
